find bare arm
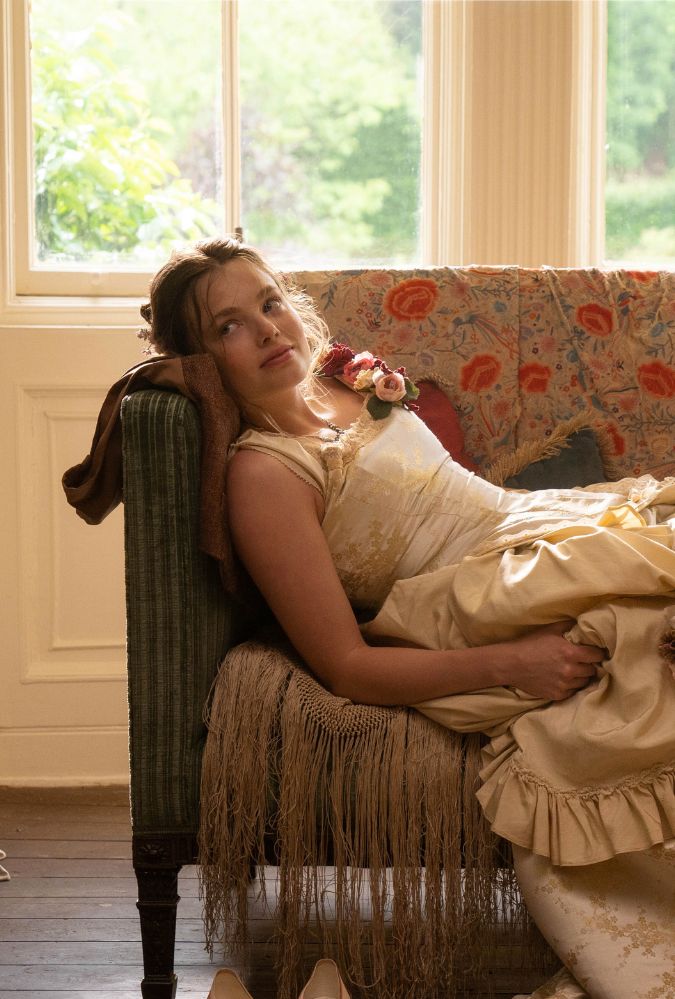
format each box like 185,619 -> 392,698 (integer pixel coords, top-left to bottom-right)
227,451 -> 604,705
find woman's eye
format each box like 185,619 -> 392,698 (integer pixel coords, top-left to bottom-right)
263,297 -> 282,313
220,321 -> 238,336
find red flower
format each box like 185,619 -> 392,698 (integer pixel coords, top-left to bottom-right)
319,342 -> 354,376
626,271 -> 658,283
576,303 -> 614,337
460,354 -> 501,392
519,362 -> 552,393
606,424 -> 626,456
383,278 -> 439,321
637,360 -> 675,399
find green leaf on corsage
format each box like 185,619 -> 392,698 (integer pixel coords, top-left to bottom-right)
404,378 -> 420,400
366,395 -> 393,420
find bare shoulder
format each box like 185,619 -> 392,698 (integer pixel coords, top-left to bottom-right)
227,447 -> 322,520
227,446 -> 292,488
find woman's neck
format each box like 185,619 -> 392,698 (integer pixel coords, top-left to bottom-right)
243,377 -> 363,437
243,383 -> 331,436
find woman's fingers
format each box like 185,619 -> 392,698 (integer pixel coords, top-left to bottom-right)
543,619 -> 576,636
569,640 -> 608,663
568,671 -> 597,689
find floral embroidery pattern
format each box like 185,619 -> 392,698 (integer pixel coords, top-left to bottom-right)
637,360 -> 675,399
519,362 -> 552,394
383,277 -> 439,320
288,265 -> 675,476
460,354 -> 501,392
575,302 -> 615,338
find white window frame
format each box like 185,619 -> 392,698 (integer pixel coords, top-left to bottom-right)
1,0 -> 242,320
1,0 -> 613,327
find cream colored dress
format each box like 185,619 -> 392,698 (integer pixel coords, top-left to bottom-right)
233,400 -> 675,999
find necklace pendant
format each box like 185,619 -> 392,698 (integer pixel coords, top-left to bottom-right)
318,426 -> 340,442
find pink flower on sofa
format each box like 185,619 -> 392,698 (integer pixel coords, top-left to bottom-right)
576,303 -> 614,338
384,278 -> 439,321
460,354 -> 501,393
519,362 -> 552,393
637,360 -> 675,399
373,368 -> 407,402
343,351 -> 376,385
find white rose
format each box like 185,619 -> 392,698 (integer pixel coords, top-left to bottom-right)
373,369 -> 407,402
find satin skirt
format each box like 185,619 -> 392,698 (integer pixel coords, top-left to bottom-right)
511,838 -> 675,999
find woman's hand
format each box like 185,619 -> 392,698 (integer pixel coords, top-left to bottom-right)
503,621 -> 606,701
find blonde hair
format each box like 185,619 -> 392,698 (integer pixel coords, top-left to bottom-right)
140,237 -> 331,401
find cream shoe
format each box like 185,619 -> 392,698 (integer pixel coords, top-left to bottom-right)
207,968 -> 254,999
298,959 -> 350,999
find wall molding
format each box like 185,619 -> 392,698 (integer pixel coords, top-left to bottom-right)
16,384 -> 126,684
0,725 -> 129,785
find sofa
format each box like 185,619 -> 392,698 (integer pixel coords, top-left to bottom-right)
121,265 -> 675,999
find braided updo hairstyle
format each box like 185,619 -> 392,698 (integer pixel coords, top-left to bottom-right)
140,237 -> 330,382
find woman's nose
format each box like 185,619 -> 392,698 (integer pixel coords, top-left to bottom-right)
256,315 -> 279,344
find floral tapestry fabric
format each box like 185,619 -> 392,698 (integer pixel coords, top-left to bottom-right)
290,267 -> 675,477
292,267 -> 522,468
518,269 -> 675,479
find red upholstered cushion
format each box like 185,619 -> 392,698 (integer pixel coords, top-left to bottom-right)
415,380 -> 479,471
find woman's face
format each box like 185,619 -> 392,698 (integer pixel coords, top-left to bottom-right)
197,257 -> 311,408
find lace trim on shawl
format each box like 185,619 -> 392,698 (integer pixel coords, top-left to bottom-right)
476,750 -> 675,867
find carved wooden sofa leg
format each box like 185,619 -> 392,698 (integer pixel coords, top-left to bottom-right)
133,835 -> 195,999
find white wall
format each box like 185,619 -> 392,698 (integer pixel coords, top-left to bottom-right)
0,327 -> 140,784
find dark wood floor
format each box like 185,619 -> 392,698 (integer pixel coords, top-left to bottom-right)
0,786 -> 219,998
0,787 -> 549,999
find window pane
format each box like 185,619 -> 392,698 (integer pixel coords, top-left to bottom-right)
605,0 -> 675,265
239,0 -> 423,269
30,0 -> 223,267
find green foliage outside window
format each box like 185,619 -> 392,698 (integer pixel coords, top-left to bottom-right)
30,0 -> 675,266
237,0 -> 421,264
32,7 -> 221,262
605,0 -> 675,261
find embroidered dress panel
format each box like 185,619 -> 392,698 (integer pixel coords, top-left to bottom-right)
232,404 -> 675,609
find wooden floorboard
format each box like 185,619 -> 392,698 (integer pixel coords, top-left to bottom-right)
0,787 -> 550,998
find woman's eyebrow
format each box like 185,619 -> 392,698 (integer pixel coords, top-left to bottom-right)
213,284 -> 279,320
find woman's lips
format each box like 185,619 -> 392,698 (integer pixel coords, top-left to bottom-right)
261,346 -> 293,368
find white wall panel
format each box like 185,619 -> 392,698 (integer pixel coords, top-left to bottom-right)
0,328 -> 140,784
16,386 -> 125,683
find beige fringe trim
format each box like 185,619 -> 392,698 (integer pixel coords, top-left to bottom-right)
483,410 -> 613,486
199,641 -> 551,998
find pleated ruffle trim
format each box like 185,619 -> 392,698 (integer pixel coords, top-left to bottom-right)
477,748 -> 675,867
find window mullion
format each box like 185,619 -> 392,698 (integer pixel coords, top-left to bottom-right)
6,0 -> 32,301
221,0 -> 241,238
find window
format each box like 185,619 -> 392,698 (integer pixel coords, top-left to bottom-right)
2,0 -> 672,316
30,0 -> 224,272
24,0 -> 423,294
605,0 -> 675,266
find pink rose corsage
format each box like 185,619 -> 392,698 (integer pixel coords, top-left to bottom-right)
319,342 -> 419,420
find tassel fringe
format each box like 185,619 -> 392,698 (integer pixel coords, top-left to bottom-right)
199,641 -> 552,997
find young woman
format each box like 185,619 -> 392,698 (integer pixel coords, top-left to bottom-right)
144,237 -> 675,999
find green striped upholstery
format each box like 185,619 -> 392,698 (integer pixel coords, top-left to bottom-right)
121,390 -> 234,834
